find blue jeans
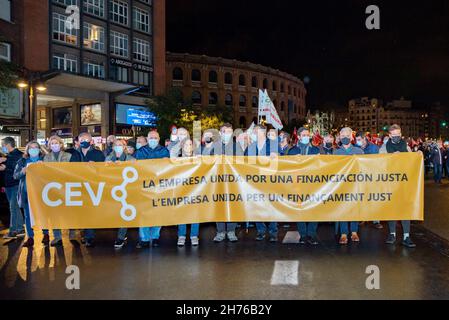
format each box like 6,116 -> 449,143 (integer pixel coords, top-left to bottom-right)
256,222 -> 278,236
24,204 -> 48,238
178,224 -> 199,238
5,185 -> 24,233
84,229 -> 95,240
53,229 -> 76,240
216,222 -> 237,233
297,222 -> 318,237
339,222 -> 359,235
117,228 -> 127,241
139,227 -> 161,242
434,164 -> 443,182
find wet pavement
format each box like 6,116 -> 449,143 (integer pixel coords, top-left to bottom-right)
0,222 -> 449,300
1,179 -> 449,300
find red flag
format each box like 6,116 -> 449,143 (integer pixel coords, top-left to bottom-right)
312,130 -> 323,147
292,127 -> 298,145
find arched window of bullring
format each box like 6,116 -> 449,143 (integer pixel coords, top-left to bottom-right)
239,74 -> 246,86
280,83 -> 285,93
192,91 -> 202,104
209,92 -> 218,105
173,67 -> 183,81
272,81 -> 277,91
251,76 -> 258,88
239,95 -> 247,108
225,72 -> 233,85
209,70 -> 218,83
263,78 -> 268,89
252,96 -> 258,109
225,94 -> 233,106
192,69 -> 201,82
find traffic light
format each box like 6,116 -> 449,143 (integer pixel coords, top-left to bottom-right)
441,121 -> 448,128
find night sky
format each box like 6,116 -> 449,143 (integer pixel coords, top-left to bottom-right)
166,0 -> 449,110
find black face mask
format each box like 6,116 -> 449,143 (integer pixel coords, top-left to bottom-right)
325,142 -> 333,149
341,137 -> 351,146
205,137 -> 213,144
391,136 -> 402,144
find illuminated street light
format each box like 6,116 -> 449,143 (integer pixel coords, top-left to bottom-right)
17,80 -> 28,88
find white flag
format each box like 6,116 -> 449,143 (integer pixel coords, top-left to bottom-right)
263,90 -> 284,130
258,89 -> 270,119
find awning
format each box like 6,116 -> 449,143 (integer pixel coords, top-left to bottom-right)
45,73 -> 137,94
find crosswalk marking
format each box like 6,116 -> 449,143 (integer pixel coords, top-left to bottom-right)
282,231 -> 300,244
271,260 -> 299,286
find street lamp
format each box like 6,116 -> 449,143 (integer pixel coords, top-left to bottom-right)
17,72 -> 48,141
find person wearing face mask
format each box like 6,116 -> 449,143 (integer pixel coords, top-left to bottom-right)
0,137 -> 25,240
428,140 -> 444,184
175,139 -> 201,247
354,132 -> 383,229
13,141 -> 47,248
105,139 -> 136,249
70,133 -> 105,247
379,124 -> 416,248
278,132 -> 291,156
288,128 -> 321,245
135,130 -> 170,249
334,127 -> 364,245
43,136 -> 73,246
136,136 -> 148,152
199,130 -> 216,156
211,123 -> 239,243
245,125 -> 279,242
104,135 -> 116,157
320,133 -> 335,155
168,127 -> 189,158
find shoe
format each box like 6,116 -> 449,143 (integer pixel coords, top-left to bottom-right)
50,238 -> 63,247
256,233 -> 265,241
114,238 -> 127,249
152,239 -> 160,247
339,234 -> 348,245
213,232 -> 226,243
177,236 -> 186,247
23,238 -> 34,247
307,236 -> 319,246
402,237 -> 416,248
85,239 -> 95,248
299,236 -> 306,245
269,234 -> 278,243
3,232 -> 17,240
136,241 -> 150,249
351,232 -> 360,243
191,236 -> 199,246
385,233 -> 396,245
374,223 -> 384,229
16,230 -> 26,238
227,231 -> 238,242
42,234 -> 50,246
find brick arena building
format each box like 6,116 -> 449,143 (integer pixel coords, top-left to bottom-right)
166,52 -> 307,128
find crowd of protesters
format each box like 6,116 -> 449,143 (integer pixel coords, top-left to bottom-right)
1,122 -> 448,251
